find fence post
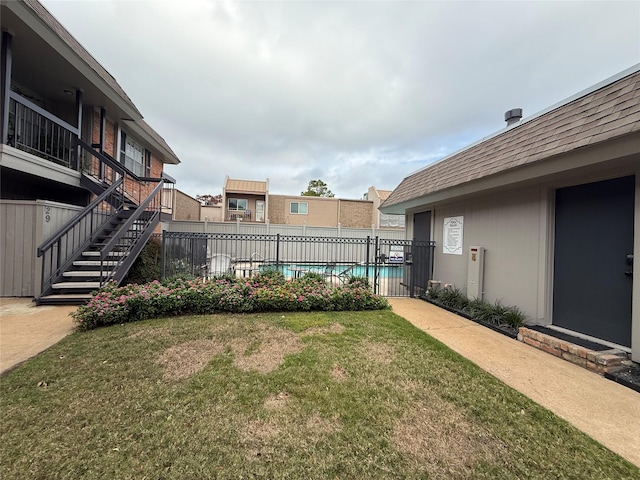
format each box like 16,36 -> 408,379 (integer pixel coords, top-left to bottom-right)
161,230 -> 166,279
374,236 -> 379,294
276,233 -> 280,268
365,236 -> 370,281
409,238 -> 415,298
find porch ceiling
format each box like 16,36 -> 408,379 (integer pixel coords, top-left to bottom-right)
3,3 -> 140,123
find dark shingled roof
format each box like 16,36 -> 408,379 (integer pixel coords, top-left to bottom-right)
383,66 -> 640,209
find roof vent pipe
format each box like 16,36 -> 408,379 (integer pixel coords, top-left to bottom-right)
505,108 -> 523,126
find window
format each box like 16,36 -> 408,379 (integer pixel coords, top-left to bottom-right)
119,131 -> 147,177
228,198 -> 247,211
290,202 -> 308,214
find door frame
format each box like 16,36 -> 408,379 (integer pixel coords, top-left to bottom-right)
547,174 -> 636,353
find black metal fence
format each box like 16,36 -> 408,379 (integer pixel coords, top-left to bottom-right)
162,231 -> 435,297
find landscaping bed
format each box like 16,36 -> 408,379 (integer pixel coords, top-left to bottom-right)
606,362 -> 640,394
73,272 -> 388,330
422,287 -> 524,339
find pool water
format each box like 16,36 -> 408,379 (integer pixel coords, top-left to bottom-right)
266,264 -> 404,279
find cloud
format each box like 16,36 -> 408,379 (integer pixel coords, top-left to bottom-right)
42,0 -> 640,199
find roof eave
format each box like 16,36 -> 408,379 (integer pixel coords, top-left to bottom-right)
13,0 -> 143,121
123,120 -> 180,165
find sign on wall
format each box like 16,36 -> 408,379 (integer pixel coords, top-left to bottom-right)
443,216 -> 464,255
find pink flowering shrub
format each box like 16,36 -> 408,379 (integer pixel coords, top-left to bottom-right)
72,273 -> 389,330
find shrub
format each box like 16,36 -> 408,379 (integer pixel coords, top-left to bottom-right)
346,276 -> 370,289
437,287 -> 469,311
123,237 -> 162,285
423,285 -> 526,329
73,272 -> 389,330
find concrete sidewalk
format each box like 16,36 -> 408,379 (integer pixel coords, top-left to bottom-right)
0,297 -> 76,375
388,297 -> 640,468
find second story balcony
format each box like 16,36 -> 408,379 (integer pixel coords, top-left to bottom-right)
7,90 -> 79,171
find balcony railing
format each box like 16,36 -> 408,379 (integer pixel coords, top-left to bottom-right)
7,91 -> 79,170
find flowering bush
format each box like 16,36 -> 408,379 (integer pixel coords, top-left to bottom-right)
72,272 -> 389,330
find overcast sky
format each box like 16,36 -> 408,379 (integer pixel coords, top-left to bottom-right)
41,0 -> 639,200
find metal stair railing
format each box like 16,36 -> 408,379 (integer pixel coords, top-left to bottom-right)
96,179 -> 166,286
37,140 -> 174,299
36,177 -> 125,299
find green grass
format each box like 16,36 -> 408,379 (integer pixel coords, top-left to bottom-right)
1,311 -> 637,479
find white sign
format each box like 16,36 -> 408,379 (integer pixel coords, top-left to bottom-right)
388,245 -> 404,264
443,216 -> 464,255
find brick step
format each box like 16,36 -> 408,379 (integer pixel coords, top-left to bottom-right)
518,327 -> 628,375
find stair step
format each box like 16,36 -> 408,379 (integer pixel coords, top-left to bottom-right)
63,271 -> 110,278
82,251 -> 128,257
52,281 -> 102,289
73,260 -> 120,267
37,293 -> 94,305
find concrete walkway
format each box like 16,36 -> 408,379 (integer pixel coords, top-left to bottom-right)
388,298 -> 640,468
1,296 -> 638,467
0,297 -> 76,375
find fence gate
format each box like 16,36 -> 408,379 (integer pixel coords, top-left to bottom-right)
162,231 -> 435,297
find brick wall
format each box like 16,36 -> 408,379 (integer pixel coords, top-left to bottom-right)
173,190 -> 201,221
268,196 -> 285,224
88,110 -> 166,202
339,200 -> 373,228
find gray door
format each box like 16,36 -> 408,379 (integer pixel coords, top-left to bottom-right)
553,176 -> 634,347
411,211 -> 432,292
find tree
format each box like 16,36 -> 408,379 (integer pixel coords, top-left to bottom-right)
301,179 -> 334,197
196,194 -> 222,206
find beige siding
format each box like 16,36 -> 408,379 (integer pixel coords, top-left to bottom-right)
281,196 -> 338,226
200,205 -> 223,222
0,200 -> 82,297
429,187 -> 546,321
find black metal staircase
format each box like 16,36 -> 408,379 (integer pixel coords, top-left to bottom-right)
36,141 -> 170,305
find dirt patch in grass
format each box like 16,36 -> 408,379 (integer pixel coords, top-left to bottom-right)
301,323 -> 345,336
305,412 -> 341,435
394,390 -> 506,477
128,326 -> 171,340
331,363 -> 348,381
264,391 -> 291,409
156,339 -> 225,380
243,418 -> 282,441
156,322 -> 304,379
230,324 -> 303,373
360,340 -> 396,365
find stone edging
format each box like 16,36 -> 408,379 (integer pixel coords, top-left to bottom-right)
518,327 -> 628,375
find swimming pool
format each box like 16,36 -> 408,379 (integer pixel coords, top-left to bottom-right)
263,264 -> 404,279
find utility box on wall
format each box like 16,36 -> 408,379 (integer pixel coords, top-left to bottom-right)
467,246 -> 485,299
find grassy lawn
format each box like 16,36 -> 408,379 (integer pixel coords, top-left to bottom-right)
1,311 -> 637,479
